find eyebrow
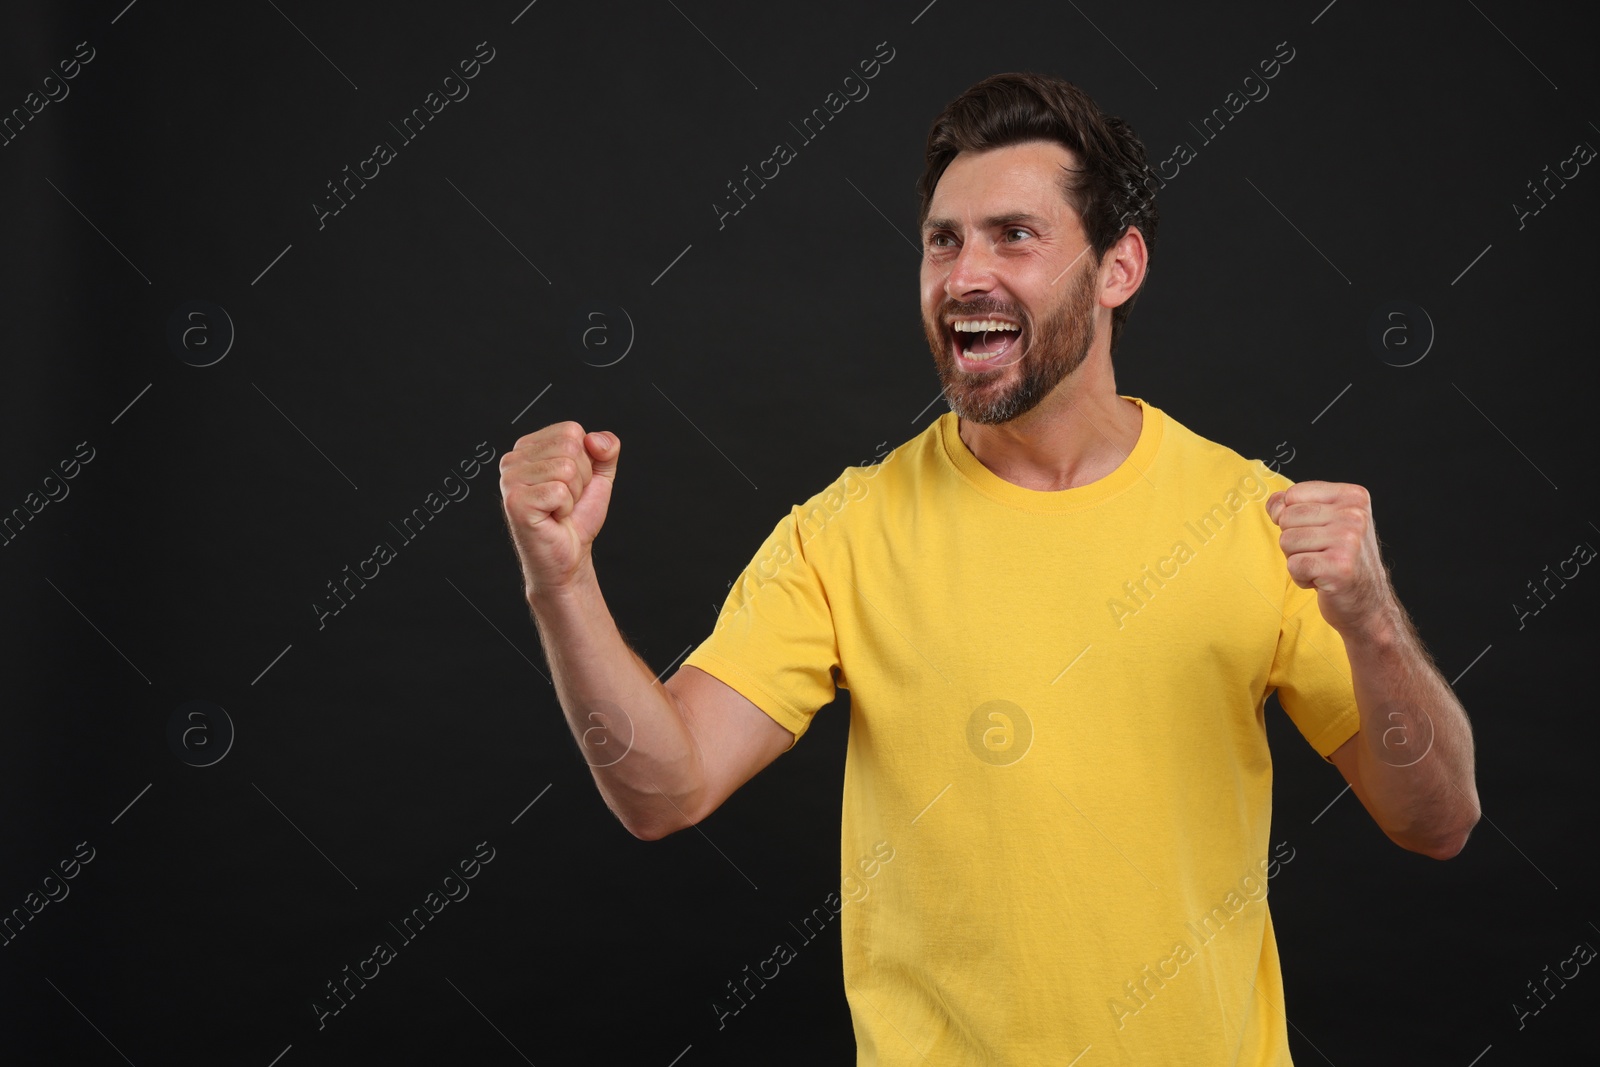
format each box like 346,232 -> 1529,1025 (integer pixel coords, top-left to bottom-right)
921,212 -> 1050,235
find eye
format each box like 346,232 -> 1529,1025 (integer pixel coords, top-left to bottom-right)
927,232 -> 955,248
1003,227 -> 1031,242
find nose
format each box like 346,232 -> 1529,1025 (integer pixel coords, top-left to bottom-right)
944,236 -> 998,301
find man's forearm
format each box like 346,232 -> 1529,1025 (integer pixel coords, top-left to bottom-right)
1341,602 -> 1481,858
528,559 -> 704,839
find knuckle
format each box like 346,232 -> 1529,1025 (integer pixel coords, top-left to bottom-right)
521,422 -> 579,452
532,481 -> 568,509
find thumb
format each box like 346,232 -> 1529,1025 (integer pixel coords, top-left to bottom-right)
585,431 -> 620,481
568,431 -> 620,538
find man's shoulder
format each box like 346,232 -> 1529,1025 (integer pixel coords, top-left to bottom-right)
1153,401 -> 1291,492
798,416 -> 942,507
771,418 -> 945,557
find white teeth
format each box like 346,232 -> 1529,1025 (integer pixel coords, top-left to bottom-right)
952,319 -> 1018,361
951,319 -> 1020,333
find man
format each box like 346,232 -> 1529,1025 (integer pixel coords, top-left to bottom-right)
497,72 -> 1480,1065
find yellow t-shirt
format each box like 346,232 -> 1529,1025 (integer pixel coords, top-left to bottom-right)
682,396 -> 1360,1065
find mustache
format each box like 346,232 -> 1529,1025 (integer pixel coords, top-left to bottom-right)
936,300 -> 1025,323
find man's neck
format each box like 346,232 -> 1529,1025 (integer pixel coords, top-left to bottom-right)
956,360 -> 1142,493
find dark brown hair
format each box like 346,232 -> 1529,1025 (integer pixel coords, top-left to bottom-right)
917,72 -> 1160,354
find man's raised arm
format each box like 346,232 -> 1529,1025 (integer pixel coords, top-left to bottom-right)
1267,480 -> 1480,859
497,422 -> 792,840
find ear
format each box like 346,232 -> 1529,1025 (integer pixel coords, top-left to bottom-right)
1100,225 -> 1149,310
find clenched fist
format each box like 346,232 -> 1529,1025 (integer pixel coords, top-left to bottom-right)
498,422 -> 621,598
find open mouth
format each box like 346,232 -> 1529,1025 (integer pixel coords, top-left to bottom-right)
949,318 -> 1021,367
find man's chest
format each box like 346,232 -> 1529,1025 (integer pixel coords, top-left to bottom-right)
826,505 -> 1286,764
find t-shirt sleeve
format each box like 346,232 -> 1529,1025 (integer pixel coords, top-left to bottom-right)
1261,471 -> 1362,762
679,496 -> 843,751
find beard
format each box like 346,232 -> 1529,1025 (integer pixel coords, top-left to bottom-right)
922,254 -> 1099,426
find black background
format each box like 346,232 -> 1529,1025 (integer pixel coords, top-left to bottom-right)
2,1 -> 1596,1064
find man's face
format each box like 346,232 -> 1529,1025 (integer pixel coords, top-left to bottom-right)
920,140 -> 1102,425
